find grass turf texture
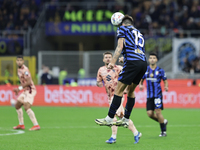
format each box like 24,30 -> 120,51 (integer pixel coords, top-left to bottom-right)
0,107 -> 199,150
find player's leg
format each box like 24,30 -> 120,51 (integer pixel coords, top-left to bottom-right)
13,94 -> 25,130
106,96 -> 118,144
154,97 -> 167,136
128,119 -> 142,144
95,81 -> 127,126
24,102 -> 40,131
106,116 -> 117,144
146,98 -> 158,122
147,110 -> 158,122
24,90 -> 40,131
115,83 -> 137,127
115,60 -> 147,127
155,108 -> 167,136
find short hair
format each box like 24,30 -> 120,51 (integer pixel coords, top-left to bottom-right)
149,52 -> 158,59
122,15 -> 134,25
103,51 -> 113,57
17,55 -> 23,59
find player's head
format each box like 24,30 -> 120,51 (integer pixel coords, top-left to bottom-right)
122,15 -> 133,26
16,55 -> 24,68
149,52 -> 158,65
103,51 -> 113,65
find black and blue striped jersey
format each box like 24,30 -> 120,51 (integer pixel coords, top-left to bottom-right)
142,66 -> 167,98
117,25 -> 146,62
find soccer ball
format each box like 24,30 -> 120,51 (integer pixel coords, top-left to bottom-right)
111,12 -> 124,26
10,99 -> 16,107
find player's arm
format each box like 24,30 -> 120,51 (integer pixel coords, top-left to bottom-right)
162,69 -> 168,91
108,38 -> 124,69
164,80 -> 168,91
139,79 -> 145,91
96,68 -> 103,87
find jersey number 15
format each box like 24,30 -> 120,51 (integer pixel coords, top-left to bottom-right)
132,30 -> 144,47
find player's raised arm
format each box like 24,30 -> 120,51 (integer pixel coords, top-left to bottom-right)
108,38 -> 124,69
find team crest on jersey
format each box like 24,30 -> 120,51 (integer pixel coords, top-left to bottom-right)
150,73 -> 154,77
156,71 -> 159,75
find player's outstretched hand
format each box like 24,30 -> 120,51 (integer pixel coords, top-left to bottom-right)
164,86 -> 168,92
119,57 -> 124,63
139,84 -> 144,91
13,88 -> 19,95
107,63 -> 114,69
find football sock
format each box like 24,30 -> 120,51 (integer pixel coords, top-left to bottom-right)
16,108 -> 24,125
160,123 -> 166,132
134,131 -> 139,136
26,109 -> 38,126
108,95 -> 122,118
124,97 -> 135,119
111,134 -> 116,139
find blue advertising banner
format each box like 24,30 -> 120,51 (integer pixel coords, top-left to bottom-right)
46,22 -> 117,36
0,38 -> 23,55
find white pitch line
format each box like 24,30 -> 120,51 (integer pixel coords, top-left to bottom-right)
0,130 -> 25,136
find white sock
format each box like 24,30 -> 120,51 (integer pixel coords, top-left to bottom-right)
111,134 -> 116,139
105,115 -> 113,122
122,117 -> 129,122
134,131 -> 139,136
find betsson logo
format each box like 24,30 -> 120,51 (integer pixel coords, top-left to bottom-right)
44,86 -> 94,104
0,90 -> 13,102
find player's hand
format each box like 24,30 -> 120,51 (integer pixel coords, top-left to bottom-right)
107,63 -> 114,69
164,86 -> 168,92
97,82 -> 103,87
139,84 -> 144,91
13,88 -> 19,95
119,57 -> 124,63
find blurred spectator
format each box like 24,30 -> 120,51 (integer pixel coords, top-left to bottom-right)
59,68 -> 68,85
41,66 -> 54,85
78,68 -> 85,79
183,56 -> 200,73
0,0 -> 40,32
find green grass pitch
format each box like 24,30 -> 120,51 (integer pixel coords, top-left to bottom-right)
0,106 -> 199,150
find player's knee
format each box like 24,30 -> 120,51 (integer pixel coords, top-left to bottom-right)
127,92 -> 135,98
155,109 -> 162,115
115,91 -> 124,97
147,111 -> 154,118
15,104 -> 20,110
15,101 -> 22,109
24,104 -> 31,111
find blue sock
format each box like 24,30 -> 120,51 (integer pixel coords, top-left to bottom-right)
124,97 -> 135,119
108,95 -> 122,118
160,123 -> 166,132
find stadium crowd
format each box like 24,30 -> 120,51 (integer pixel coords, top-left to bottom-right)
1,0 -> 199,33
